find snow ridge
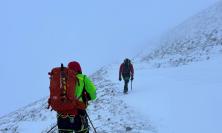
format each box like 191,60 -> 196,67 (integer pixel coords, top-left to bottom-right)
0,66 -> 156,133
137,1 -> 222,68
88,66 -> 156,133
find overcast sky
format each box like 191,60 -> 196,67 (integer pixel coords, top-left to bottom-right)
0,0 -> 219,116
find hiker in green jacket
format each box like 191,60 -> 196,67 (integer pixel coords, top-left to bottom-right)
57,61 -> 97,133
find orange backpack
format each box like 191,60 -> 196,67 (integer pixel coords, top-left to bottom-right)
48,64 -> 86,115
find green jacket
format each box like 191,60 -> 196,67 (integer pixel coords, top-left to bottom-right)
75,74 -> 96,102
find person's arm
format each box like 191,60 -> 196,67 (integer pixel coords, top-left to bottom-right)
84,76 -> 97,100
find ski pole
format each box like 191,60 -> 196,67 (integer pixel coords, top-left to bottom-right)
131,80 -> 132,91
86,111 -> 97,133
47,124 -> 57,133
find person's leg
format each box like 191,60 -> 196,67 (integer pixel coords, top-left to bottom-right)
57,114 -> 74,133
73,110 -> 89,133
124,79 -> 129,93
77,115 -> 89,133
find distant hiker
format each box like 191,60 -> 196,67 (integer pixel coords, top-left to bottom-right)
48,61 -> 97,133
119,58 -> 134,94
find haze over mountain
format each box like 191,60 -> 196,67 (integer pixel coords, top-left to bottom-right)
0,0 -> 219,116
135,0 -> 222,67
1,1 -> 222,133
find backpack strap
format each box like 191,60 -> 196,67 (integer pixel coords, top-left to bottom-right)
82,75 -> 90,106
82,75 -> 87,105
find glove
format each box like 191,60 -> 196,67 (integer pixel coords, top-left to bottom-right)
131,77 -> 134,81
119,77 -> 122,81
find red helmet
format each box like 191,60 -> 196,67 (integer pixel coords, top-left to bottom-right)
68,61 -> 82,74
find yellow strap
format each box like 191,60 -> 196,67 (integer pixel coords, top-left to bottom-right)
58,128 -> 88,133
58,129 -> 73,132
62,77 -> 67,91
75,128 -> 89,133
57,114 -> 75,118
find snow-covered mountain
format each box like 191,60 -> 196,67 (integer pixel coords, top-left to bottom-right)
135,0 -> 222,68
1,1 -> 222,133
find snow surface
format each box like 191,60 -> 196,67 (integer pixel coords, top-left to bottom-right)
1,55 -> 221,133
120,56 -> 222,133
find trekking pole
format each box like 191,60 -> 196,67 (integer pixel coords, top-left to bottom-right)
47,124 -> 57,133
86,111 -> 97,133
131,80 -> 133,91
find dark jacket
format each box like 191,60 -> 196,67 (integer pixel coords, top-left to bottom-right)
119,62 -> 134,79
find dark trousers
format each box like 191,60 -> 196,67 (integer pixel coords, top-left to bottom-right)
57,110 -> 89,133
123,76 -> 130,93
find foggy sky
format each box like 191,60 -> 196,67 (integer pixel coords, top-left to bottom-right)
0,0 -> 219,116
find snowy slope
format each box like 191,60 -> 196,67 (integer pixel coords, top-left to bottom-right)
123,56 -> 222,133
1,1 -> 222,133
0,98 -> 56,133
1,57 -> 220,133
0,66 -> 156,133
136,0 -> 222,67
